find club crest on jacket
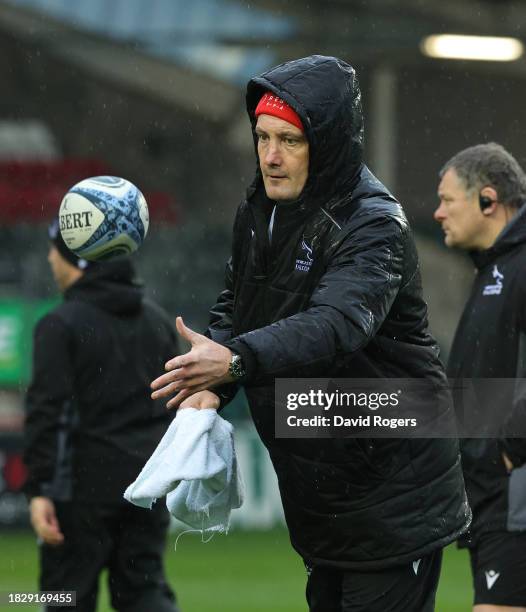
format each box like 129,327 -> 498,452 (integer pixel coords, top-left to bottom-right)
295,236 -> 314,272
482,265 -> 504,296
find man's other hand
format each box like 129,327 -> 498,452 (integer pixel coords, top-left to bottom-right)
151,317 -> 234,409
29,497 -> 64,546
179,391 -> 220,410
503,452 -> 514,473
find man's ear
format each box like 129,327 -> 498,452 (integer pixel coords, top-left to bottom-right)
479,186 -> 498,215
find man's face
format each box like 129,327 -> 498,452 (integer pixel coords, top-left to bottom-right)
434,168 -> 485,249
256,114 -> 309,202
47,246 -> 75,292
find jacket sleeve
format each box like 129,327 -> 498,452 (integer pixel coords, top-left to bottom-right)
500,401 -> 526,468
206,257 -> 240,408
225,214 -> 405,381
499,295 -> 526,468
23,313 -> 75,499
206,257 -> 235,344
206,203 -> 244,345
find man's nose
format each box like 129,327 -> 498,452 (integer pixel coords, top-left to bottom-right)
434,203 -> 446,222
264,142 -> 281,166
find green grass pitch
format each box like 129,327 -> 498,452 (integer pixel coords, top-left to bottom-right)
0,529 -> 471,611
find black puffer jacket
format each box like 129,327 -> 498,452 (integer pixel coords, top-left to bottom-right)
24,259 -> 178,503
209,55 -> 470,569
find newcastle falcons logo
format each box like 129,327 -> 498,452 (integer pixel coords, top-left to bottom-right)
295,236 -> 314,272
482,264 -> 504,296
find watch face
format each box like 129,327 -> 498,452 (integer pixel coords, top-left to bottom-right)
230,354 -> 246,379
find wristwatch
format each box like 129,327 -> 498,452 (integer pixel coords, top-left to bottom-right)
228,351 -> 246,380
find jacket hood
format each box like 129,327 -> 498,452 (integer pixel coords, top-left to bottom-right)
64,258 -> 143,315
471,203 -> 526,269
246,55 -> 364,209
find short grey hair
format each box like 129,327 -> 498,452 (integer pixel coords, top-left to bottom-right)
440,142 -> 526,209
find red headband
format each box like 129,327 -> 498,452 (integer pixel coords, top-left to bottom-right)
254,91 -> 304,132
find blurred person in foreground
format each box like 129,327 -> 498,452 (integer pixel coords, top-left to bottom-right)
152,55 -> 471,611
435,143 -> 526,612
24,219 -> 180,612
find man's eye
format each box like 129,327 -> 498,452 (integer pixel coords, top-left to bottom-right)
285,138 -> 297,146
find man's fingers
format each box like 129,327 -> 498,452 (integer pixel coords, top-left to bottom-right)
42,527 -> 64,545
151,368 -> 187,392
167,380 -> 211,409
168,388 -> 203,410
167,388 -> 194,410
151,381 -> 182,400
33,519 -> 64,546
29,499 -> 64,546
151,372 -> 210,399
164,352 -> 195,371
179,391 -> 220,410
175,316 -> 203,346
48,515 -> 61,531
503,453 -> 514,472
41,530 -> 64,546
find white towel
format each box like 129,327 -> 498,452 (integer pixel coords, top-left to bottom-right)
124,407 -> 244,532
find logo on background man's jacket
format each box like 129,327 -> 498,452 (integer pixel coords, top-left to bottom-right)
482,265 -> 504,296
295,237 -> 313,272
485,570 -> 500,590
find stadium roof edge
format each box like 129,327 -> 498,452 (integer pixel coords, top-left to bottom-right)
0,0 -> 239,122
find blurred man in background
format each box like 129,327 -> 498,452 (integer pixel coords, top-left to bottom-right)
152,55 -> 470,612
435,142 -> 526,612
24,220 -> 180,612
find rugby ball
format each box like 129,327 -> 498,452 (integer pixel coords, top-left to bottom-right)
58,176 -> 149,261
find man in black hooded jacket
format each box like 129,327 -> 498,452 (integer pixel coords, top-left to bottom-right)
152,55 -> 471,612
24,220 -> 180,612
435,143 -> 526,611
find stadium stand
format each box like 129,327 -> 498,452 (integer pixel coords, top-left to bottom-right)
0,158 -> 179,224
0,119 -> 178,224
0,120 -> 59,161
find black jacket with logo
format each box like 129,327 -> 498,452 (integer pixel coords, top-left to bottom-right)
24,259 -> 178,503
448,206 -> 526,539
208,55 -> 470,569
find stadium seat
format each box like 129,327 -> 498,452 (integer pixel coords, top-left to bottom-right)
0,159 -> 179,224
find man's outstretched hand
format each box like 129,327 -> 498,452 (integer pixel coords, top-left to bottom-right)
151,317 -> 234,409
